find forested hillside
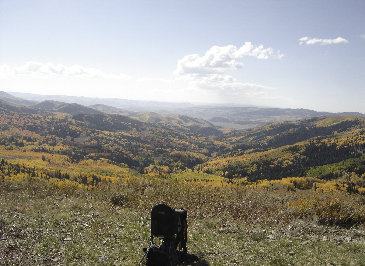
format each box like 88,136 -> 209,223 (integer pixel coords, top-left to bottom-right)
0,102 -> 229,174
203,116 -> 365,182
1,95 -> 365,183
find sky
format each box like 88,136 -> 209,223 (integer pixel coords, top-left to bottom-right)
0,0 -> 364,112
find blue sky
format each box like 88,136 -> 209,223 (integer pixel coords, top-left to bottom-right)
1,0 -> 364,112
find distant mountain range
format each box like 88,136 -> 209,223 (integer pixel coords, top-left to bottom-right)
0,91 -> 220,138
168,106 -> 365,129
2,90 -> 364,129
9,91 -> 195,112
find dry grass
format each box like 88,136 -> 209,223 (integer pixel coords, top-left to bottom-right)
1,177 -> 365,265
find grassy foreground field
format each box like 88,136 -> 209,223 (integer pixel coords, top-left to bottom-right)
1,176 -> 365,265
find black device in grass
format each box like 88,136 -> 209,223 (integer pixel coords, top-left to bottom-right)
140,203 -> 191,266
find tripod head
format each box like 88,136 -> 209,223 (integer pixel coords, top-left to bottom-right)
143,203 -> 188,266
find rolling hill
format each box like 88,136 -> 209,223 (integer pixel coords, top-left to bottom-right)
0,99 -> 39,114
32,100 -> 102,115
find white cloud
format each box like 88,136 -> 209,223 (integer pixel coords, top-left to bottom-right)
298,36 -> 349,45
174,43 -> 281,104
361,34 -> 365,40
0,62 -> 130,80
175,42 -> 283,76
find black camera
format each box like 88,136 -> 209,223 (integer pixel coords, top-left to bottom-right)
141,204 -> 188,266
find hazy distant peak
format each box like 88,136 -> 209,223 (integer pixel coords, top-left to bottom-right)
0,91 -> 37,106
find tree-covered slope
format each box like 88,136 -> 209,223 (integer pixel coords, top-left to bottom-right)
0,108 -> 228,173
200,117 -> 365,181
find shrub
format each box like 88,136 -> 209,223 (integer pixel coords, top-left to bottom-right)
289,194 -> 365,228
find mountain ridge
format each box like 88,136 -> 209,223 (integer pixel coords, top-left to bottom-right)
5,90 -> 364,129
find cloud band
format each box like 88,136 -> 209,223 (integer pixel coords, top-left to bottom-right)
298,36 -> 349,45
